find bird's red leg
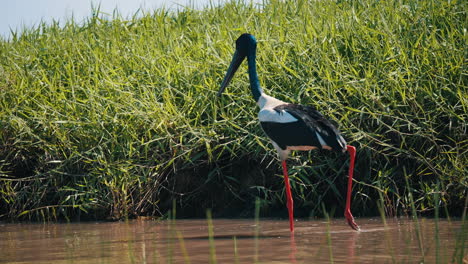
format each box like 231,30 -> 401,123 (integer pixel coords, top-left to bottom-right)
282,160 -> 294,232
345,145 -> 360,231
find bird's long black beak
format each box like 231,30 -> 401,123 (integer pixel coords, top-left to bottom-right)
217,50 -> 246,96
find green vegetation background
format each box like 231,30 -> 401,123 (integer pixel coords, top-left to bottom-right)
0,0 -> 466,221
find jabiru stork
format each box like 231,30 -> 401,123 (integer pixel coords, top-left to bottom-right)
217,33 -> 360,232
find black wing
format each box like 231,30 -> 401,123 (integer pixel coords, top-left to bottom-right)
261,104 -> 346,151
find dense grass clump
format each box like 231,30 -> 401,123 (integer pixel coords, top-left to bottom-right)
0,0 -> 466,221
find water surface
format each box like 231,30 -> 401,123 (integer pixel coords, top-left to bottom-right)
0,218 -> 464,263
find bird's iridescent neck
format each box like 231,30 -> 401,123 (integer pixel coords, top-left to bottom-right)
247,52 -> 262,102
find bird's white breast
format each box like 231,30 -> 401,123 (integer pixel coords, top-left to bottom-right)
257,94 -> 298,123
258,108 -> 298,123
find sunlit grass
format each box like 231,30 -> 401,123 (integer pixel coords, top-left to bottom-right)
0,0 -> 466,222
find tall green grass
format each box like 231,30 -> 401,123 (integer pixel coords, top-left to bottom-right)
0,0 -> 466,221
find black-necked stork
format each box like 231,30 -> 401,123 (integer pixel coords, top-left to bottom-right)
217,33 -> 360,232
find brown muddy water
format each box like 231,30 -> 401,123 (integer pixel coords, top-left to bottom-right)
0,218 -> 465,263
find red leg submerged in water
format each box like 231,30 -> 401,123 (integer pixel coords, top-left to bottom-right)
282,160 -> 294,232
345,145 -> 360,231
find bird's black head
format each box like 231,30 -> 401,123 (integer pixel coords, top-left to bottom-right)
235,33 -> 257,56
218,33 -> 257,96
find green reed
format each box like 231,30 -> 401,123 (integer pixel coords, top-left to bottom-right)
233,236 -> 239,264
434,182 -> 441,264
325,211 -> 334,264
254,198 -> 260,263
177,231 -> 191,264
377,191 -> 396,263
404,166 -> 425,261
452,194 -> 467,263
206,209 -> 217,264
0,0 -> 466,222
